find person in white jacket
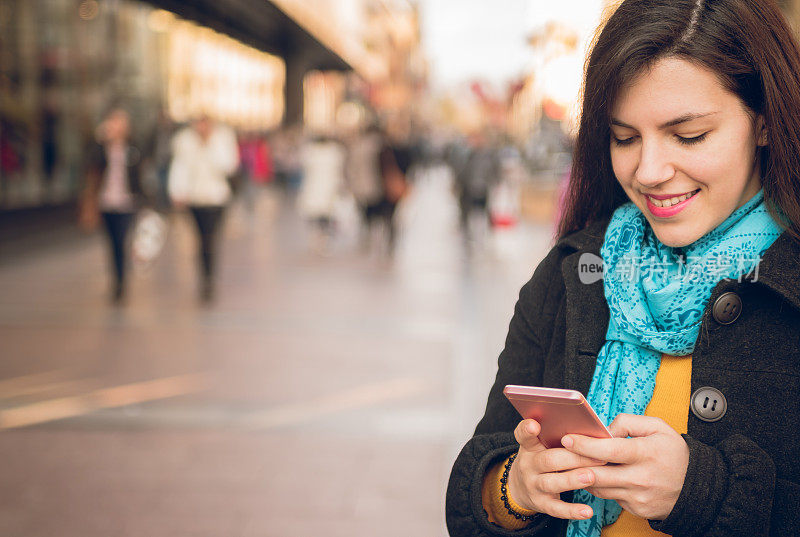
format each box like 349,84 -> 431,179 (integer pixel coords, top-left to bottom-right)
168,115 -> 239,302
297,134 -> 346,253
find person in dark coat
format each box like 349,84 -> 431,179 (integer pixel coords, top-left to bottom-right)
446,1 -> 800,536
378,135 -> 412,255
457,133 -> 498,241
81,108 -> 144,303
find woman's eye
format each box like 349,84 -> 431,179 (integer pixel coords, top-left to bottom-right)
612,136 -> 636,146
676,132 -> 708,145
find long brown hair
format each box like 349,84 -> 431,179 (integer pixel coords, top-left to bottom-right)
557,0 -> 800,243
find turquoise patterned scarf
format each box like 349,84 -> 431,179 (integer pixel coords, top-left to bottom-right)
566,189 -> 782,537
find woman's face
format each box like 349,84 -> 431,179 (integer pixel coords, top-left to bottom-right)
609,57 -> 766,247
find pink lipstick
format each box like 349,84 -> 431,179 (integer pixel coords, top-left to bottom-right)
645,189 -> 700,218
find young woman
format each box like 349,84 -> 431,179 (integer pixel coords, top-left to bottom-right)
82,108 -> 144,303
446,1 -> 800,536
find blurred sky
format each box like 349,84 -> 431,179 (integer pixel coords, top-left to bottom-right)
418,0 -> 607,91
418,0 -> 531,90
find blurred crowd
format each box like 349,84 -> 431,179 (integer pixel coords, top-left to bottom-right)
75,104 -> 565,307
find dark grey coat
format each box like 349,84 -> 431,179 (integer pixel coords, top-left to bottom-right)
446,217 -> 800,537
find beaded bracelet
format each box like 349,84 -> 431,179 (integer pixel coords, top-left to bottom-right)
499,453 -> 539,521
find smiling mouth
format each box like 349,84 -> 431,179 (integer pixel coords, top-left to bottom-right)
645,189 -> 700,208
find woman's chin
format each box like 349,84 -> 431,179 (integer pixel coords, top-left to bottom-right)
649,226 -> 700,248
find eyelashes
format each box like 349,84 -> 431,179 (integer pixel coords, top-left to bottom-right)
611,133 -> 709,147
675,133 -> 708,145
611,136 -> 635,147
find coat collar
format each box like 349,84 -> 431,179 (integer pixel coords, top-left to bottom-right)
754,231 -> 800,312
555,217 -> 610,253
556,218 -> 610,395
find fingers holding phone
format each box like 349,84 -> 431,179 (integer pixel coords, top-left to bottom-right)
560,414 -> 689,520
503,385 -> 612,520
507,418 -> 604,520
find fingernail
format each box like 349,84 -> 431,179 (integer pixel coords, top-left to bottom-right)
527,423 -> 537,434
579,472 -> 592,484
561,435 -> 574,448
581,508 -> 593,518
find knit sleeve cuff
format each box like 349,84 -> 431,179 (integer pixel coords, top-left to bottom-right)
647,433 -> 775,537
481,455 -> 538,530
447,431 -> 568,536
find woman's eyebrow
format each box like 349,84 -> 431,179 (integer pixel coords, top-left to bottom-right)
610,112 -> 719,130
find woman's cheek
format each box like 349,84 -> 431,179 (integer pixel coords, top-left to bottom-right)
706,132 -> 756,178
678,148 -> 720,186
610,153 -> 636,188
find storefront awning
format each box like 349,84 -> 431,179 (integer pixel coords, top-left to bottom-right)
142,0 -> 351,72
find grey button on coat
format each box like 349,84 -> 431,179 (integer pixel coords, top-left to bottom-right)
445,217 -> 800,537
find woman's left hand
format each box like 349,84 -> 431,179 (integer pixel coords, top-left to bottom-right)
560,414 -> 689,521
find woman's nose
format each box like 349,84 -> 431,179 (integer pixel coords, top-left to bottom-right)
634,140 -> 675,186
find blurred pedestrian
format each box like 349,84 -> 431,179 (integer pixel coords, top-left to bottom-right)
80,107 -> 144,303
378,133 -> 412,256
458,133 -> 498,243
168,115 -> 239,302
297,134 -> 346,254
238,131 -> 273,219
488,138 -> 523,229
272,125 -> 303,192
345,123 -> 384,250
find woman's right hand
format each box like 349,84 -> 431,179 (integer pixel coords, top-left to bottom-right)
508,419 -> 606,520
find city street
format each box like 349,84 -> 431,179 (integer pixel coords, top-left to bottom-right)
4,0 -> 800,535
0,179 -> 555,536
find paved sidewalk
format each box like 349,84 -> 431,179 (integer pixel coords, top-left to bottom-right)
0,180 -> 555,536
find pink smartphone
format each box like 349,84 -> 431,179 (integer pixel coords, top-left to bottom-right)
503,385 -> 613,449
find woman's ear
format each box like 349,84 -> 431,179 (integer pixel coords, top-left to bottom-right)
755,115 -> 768,146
